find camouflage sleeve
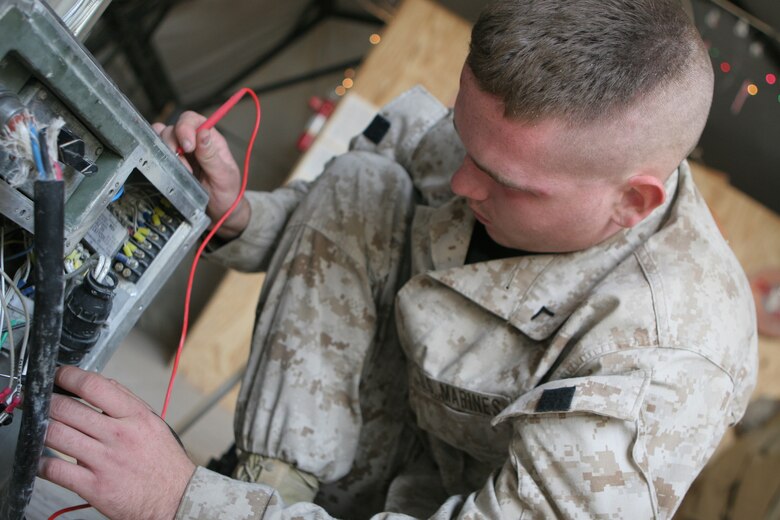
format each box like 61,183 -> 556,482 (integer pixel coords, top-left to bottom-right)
175,466 -> 278,519
176,466 -> 415,519
205,180 -> 311,272
175,466 -> 463,519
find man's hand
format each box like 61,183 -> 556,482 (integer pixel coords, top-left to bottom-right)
39,366 -> 196,520
153,111 -> 250,239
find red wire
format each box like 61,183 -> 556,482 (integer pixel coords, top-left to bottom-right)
47,88 -> 261,519
162,87 -> 261,419
53,162 -> 63,181
48,503 -> 92,519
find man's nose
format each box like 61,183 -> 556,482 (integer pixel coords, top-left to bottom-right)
450,158 -> 489,201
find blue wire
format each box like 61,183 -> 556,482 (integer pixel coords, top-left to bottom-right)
5,244 -> 33,261
28,123 -> 47,179
111,185 -> 125,202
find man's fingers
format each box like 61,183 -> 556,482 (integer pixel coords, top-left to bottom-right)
54,366 -> 148,419
174,110 -> 208,153
45,418 -> 104,464
38,456 -> 96,500
156,125 -> 178,152
50,393 -> 110,441
154,124 -> 193,172
194,127 -> 219,164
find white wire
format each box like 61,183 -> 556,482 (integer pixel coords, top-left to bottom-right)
0,268 -> 30,386
0,234 -> 30,387
9,237 -> 32,380
13,233 -> 32,284
94,254 -> 111,284
111,200 -> 136,229
12,251 -> 31,288
44,117 -> 65,169
0,226 -> 6,352
0,226 -> 15,397
0,229 -> 12,391
93,256 -> 102,282
0,281 -> 15,392
0,229 -> 33,394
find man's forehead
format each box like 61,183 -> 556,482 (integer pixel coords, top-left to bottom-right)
455,69 -> 640,184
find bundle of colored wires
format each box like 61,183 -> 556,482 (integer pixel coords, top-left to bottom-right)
0,117 -> 56,403
27,123 -> 46,179
0,227 -> 32,414
26,120 -> 63,181
48,87 -> 261,520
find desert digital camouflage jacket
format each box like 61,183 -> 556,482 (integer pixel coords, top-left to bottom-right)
178,87 -> 757,519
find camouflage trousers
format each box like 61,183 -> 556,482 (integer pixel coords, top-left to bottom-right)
232,153 -> 421,518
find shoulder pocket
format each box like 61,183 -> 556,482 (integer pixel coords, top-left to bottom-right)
492,370 -> 651,427
349,86 -> 448,168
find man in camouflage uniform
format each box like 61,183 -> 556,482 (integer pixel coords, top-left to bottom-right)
41,1 -> 757,519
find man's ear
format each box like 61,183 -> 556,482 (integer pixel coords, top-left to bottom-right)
611,175 -> 666,229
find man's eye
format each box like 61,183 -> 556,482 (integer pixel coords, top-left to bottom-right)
502,183 -> 536,197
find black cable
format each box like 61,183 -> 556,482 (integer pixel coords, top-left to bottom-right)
0,180 -> 65,519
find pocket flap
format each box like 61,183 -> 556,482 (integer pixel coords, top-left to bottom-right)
492,370 -> 651,426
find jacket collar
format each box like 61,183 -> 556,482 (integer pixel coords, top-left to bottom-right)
426,169 -> 680,341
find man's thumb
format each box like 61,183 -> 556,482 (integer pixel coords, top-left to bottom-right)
195,128 -> 218,164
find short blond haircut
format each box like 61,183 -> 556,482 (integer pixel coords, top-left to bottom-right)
467,0 -> 714,176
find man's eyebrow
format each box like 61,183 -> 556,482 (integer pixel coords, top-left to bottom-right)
469,156 -> 536,192
452,116 -> 541,194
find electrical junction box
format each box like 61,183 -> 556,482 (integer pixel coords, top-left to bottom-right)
0,0 -> 210,491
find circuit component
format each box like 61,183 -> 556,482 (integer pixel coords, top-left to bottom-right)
58,258 -> 116,365
107,177 -> 183,283
0,87 -> 25,129
57,126 -> 98,177
0,2 -> 210,512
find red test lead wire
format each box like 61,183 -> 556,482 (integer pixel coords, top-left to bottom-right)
47,88 -> 261,520
162,87 -> 261,419
175,88 -> 249,156
47,503 -> 92,519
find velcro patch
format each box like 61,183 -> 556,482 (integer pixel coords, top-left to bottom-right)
535,386 -> 576,412
363,115 -> 391,144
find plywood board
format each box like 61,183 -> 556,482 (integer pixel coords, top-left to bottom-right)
178,271 -> 264,408
351,0 -> 470,107
691,162 -> 780,401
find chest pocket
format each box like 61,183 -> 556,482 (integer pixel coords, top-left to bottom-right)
408,364 -> 513,465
